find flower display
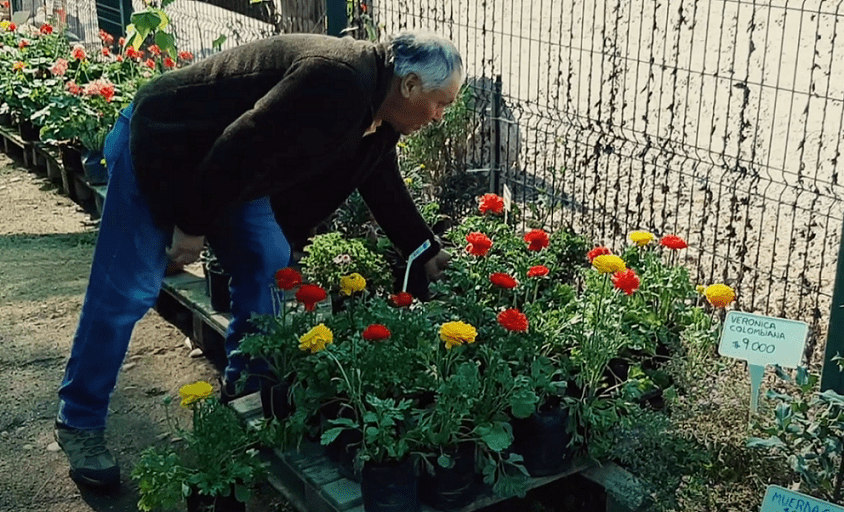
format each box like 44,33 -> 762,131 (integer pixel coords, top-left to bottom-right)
50,58 -> 68,76
479,193 -> 505,215
704,284 -> 735,308
390,292 -> 413,307
439,321 -> 478,349
178,381 -> 213,407
498,308 -> 529,332
339,272 -> 366,296
490,272 -> 518,289
362,324 -> 391,341
587,246 -> 612,262
299,323 -> 333,353
524,229 -> 550,251
274,267 -> 302,290
592,254 -> 626,274
466,232 -> 493,256
71,44 -> 86,60
612,269 -> 640,295
660,234 -> 688,250
295,284 -> 327,311
527,265 -> 550,278
629,231 -> 655,246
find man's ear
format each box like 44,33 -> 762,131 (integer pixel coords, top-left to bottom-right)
400,73 -> 422,98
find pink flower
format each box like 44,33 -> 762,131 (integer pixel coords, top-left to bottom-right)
144,58 -> 155,69
71,45 -> 86,60
50,58 -> 68,76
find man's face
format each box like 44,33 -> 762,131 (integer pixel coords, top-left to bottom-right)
389,72 -> 463,135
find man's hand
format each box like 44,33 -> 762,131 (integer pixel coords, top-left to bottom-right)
424,249 -> 451,282
166,226 -> 205,267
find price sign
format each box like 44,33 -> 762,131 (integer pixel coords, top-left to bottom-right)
718,311 -> 807,368
502,184 -> 512,225
760,484 -> 844,512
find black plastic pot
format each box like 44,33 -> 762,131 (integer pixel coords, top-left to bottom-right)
82,150 -> 108,185
511,405 -> 573,477
206,265 -> 231,313
18,118 -> 40,141
361,457 -> 419,512
260,379 -> 293,420
186,486 -> 245,512
420,442 -> 476,511
59,144 -> 85,176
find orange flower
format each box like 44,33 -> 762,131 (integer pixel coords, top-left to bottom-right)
295,284 -> 326,311
478,193 -> 505,215
498,308 -> 528,332
12,61 -> 24,71
524,229 -> 549,251
612,269 -> 640,295
274,267 -> 302,290
465,232 -> 493,257
704,284 -> 735,308
660,234 -> 688,250
362,324 -> 391,341
490,272 -> 518,289
527,265 -> 549,278
390,292 -> 413,307
587,246 -> 611,262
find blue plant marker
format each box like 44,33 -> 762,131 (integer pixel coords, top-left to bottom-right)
402,239 -> 432,293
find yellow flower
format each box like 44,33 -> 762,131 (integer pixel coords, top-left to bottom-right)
178,381 -> 213,407
704,284 -> 735,308
592,254 -> 626,274
0,21 -> 9,30
695,285 -> 705,295
299,323 -> 334,353
439,321 -> 478,350
629,231 -> 655,246
404,177 -> 413,185
339,272 -> 367,296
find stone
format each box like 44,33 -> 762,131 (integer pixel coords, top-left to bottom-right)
189,348 -> 203,358
46,442 -> 60,452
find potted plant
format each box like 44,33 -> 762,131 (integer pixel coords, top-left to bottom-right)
131,381 -> 267,512
299,232 -> 392,300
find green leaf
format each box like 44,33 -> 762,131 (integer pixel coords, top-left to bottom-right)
212,34 -> 227,52
747,436 -> 787,449
320,427 -> 344,445
234,483 -> 250,503
477,422 -> 511,452
509,388 -> 538,419
154,31 -> 177,58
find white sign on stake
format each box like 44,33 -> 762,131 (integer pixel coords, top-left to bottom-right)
718,311 -> 808,414
719,311 -> 808,367
402,239 -> 432,293
760,484 -> 844,512
502,184 -> 512,224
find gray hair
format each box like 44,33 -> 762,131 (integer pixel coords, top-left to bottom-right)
389,31 -> 464,91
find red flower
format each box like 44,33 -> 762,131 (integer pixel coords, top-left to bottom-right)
98,81 -> 115,102
118,37 -> 125,46
274,267 -> 302,290
178,50 -> 194,61
17,39 -> 28,49
39,23 -> 53,35
390,292 -> 413,307
295,284 -> 326,311
101,47 -> 110,56
612,269 -> 640,296
498,308 -> 528,332
465,232 -> 493,256
71,45 -> 86,60
144,58 -> 155,69
362,324 -> 391,341
7,23 -> 15,31
490,272 -> 518,289
587,246 -> 611,262
479,193 -> 505,215
147,44 -> 161,56
163,56 -> 175,68
65,81 -> 81,95
524,229 -> 549,251
116,55 -> 123,62
2,2 -> 10,8
660,234 -> 688,250
527,265 -> 549,278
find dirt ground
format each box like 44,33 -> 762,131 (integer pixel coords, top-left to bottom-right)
0,154 -> 290,511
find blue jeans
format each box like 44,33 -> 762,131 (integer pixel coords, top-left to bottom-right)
57,104 -> 290,430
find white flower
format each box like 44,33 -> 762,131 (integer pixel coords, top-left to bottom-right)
332,254 -> 352,265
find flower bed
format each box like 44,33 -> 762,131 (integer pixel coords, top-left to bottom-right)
234,193 -> 736,506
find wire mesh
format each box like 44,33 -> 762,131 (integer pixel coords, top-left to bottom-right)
374,0 -> 844,362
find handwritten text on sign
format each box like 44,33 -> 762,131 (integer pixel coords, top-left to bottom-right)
718,311 -> 807,367
760,484 -> 844,512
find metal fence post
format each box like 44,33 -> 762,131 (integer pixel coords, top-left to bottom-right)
489,75 -> 502,194
821,219 -> 844,393
326,0 -> 346,36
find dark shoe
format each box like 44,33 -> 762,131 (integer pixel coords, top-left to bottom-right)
54,423 -> 120,488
